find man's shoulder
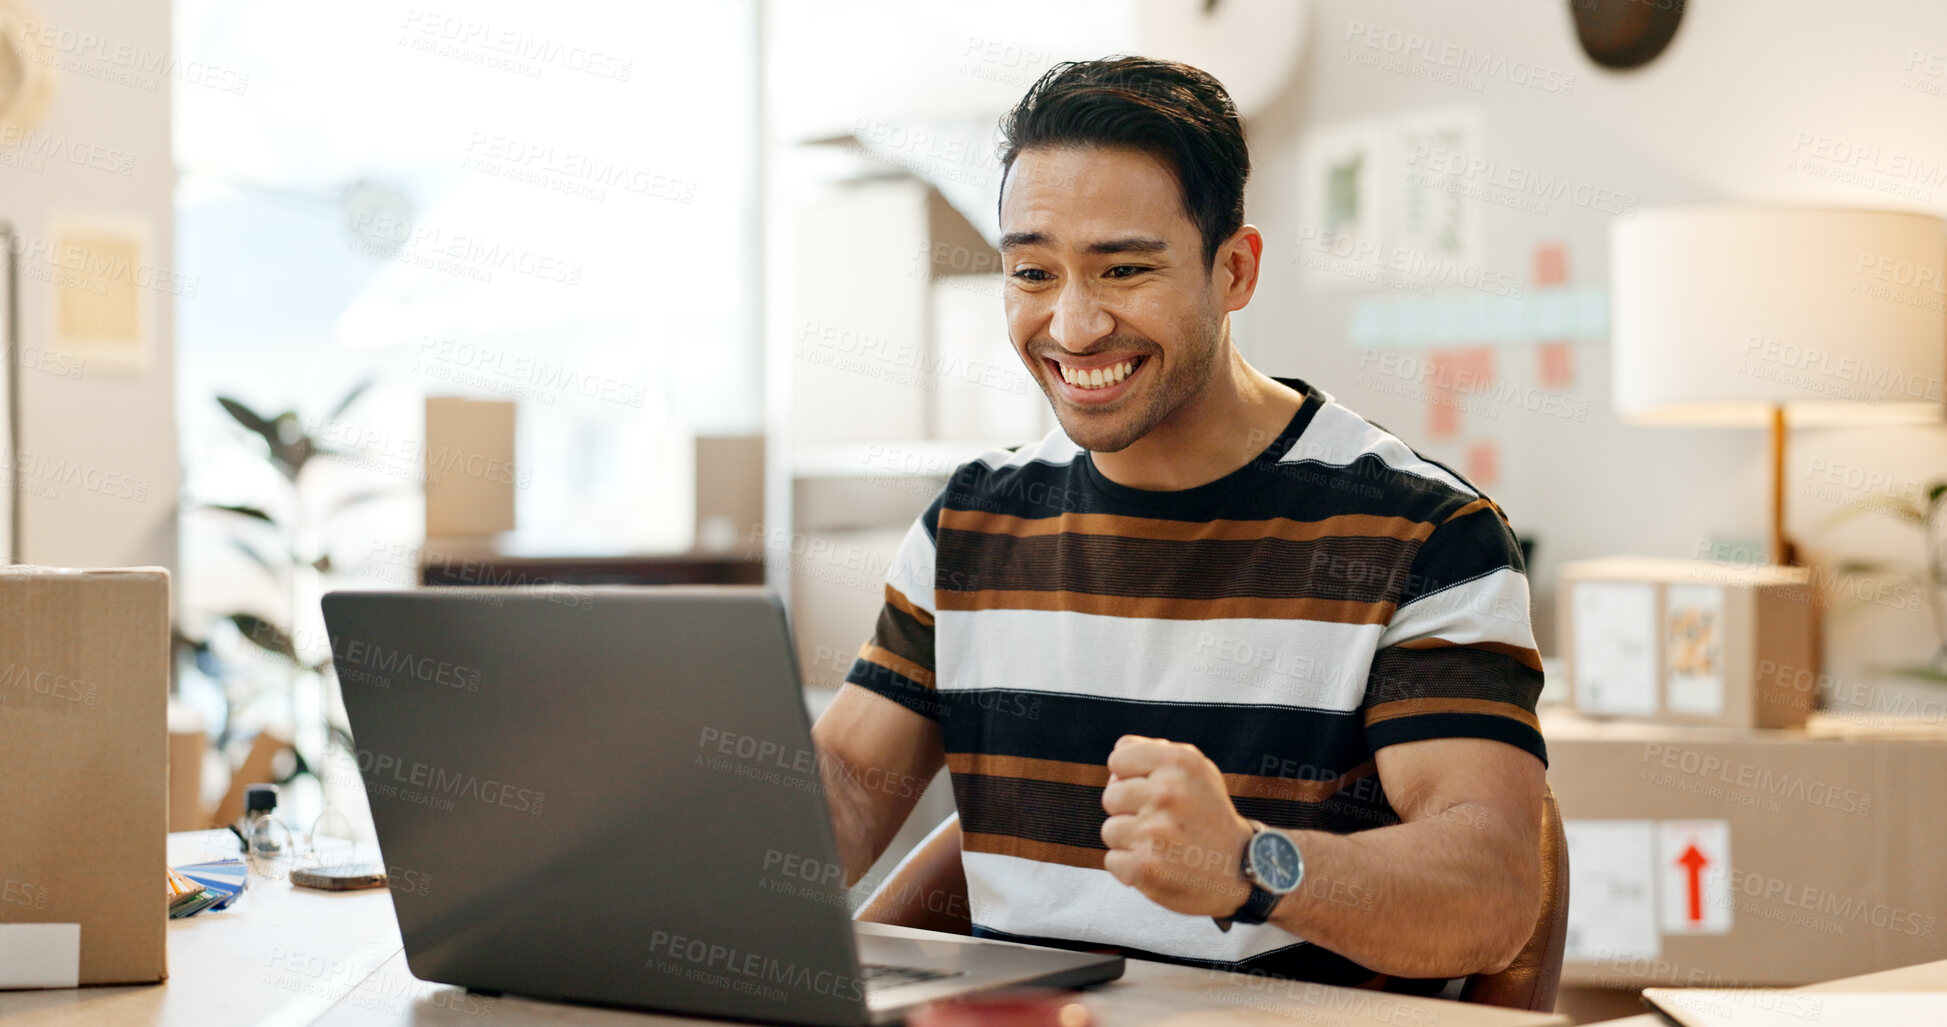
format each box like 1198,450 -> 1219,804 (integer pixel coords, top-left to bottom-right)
1270,387 -> 1493,522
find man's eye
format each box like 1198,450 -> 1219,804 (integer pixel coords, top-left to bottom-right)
1010,269 -> 1052,283
1105,266 -> 1150,279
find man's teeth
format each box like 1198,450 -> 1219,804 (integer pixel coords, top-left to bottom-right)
1059,359 -> 1137,390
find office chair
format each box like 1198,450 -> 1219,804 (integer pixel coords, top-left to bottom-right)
856,787 -> 1570,1012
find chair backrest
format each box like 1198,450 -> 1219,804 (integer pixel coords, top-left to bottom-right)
856,786 -> 1570,1012
1458,786 -> 1569,1011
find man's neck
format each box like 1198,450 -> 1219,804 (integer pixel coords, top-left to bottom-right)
1089,355 -> 1304,492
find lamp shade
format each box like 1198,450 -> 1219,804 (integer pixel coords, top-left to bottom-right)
1612,207 -> 1947,426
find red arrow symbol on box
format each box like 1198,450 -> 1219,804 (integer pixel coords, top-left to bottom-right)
1676,843 -> 1709,923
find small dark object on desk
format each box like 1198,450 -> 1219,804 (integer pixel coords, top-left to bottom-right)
291,862 -> 389,891
910,988 -> 1093,1027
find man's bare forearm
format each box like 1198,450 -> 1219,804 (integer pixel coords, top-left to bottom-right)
811,685 -> 946,887
815,744 -> 897,886
1264,805 -> 1539,979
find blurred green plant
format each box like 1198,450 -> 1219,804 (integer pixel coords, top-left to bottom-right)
175,378 -> 396,780
1819,481 -> 1947,682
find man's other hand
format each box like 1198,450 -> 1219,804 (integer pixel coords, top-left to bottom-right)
1100,734 -> 1254,917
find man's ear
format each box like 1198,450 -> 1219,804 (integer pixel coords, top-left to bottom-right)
1217,224 -> 1263,313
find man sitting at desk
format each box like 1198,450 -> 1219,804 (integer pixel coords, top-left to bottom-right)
813,56 -> 1547,994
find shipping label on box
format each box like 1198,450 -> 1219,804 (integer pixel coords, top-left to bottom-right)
1563,819 -> 1660,961
1571,581 -> 1658,717
1564,817 -> 1736,964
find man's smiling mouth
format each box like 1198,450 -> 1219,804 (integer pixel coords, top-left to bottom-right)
1048,355 -> 1146,391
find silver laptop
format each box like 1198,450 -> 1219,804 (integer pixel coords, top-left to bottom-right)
320,586 -> 1122,1025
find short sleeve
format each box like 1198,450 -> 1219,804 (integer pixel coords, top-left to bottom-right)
1361,498 -> 1547,766
843,494 -> 943,721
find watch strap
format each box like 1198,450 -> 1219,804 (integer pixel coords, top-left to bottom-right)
1214,821 -> 1287,930
1228,882 -> 1283,925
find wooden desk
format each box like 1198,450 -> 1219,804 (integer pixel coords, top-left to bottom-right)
0,831 -> 402,1026
1583,957 -> 1947,1025
0,833 -> 1565,1026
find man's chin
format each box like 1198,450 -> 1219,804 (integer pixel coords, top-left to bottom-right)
1051,407 -> 1148,454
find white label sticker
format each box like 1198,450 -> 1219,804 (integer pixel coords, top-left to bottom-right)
0,922 -> 81,989
1563,819 -> 1659,962
1664,584 -> 1726,717
1572,581 -> 1659,716
1658,819 -> 1732,934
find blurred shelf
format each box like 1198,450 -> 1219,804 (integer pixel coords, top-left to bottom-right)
790,438 -> 1008,480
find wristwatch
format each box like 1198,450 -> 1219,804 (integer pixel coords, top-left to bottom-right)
1212,820 -> 1303,932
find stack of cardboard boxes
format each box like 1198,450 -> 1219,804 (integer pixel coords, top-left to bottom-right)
1549,557 -> 1947,1021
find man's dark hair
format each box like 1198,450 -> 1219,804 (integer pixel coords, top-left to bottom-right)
996,55 -> 1249,271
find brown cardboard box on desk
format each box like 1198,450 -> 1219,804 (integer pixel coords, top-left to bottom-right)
0,566 -> 170,988
1546,708 -> 1947,992
423,395 -> 518,545
1559,557 -> 1820,728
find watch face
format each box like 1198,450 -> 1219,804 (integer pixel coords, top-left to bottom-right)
1250,829 -> 1303,893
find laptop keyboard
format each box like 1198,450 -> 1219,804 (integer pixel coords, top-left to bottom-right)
861,964 -> 962,991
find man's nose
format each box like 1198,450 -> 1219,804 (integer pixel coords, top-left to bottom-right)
1049,281 -> 1113,350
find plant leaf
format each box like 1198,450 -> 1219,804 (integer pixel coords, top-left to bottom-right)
229,613 -> 297,661
228,537 -> 280,576
202,503 -> 279,526
217,396 -> 275,437
218,396 -> 284,461
328,377 -> 376,423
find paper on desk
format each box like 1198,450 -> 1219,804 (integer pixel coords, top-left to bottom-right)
1645,989 -> 1947,1026
0,923 -> 81,989
169,857 -> 247,917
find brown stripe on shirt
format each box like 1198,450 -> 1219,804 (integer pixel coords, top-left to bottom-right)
1440,496 -> 1496,524
857,642 -> 936,689
884,584 -> 934,626
961,831 -> 1106,870
934,588 -> 1397,624
1362,696 -> 1541,732
937,509 -> 1440,546
936,532 -> 1421,606
946,752 -> 1379,805
1392,636 -> 1544,672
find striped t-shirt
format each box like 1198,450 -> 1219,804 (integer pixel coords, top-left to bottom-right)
844,377 -> 1546,990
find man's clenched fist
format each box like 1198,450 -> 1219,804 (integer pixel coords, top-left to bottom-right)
1099,734 -> 1254,918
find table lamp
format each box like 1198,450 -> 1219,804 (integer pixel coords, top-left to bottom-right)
1611,207 -> 1947,565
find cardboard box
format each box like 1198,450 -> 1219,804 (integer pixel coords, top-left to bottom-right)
1630,955 -> 1947,1027
1551,985 -> 1652,1024
167,728 -> 207,832
423,396 -> 517,539
1559,557 -> 1819,728
0,567 -> 169,987
1547,709 -> 1947,989
694,434 -> 764,555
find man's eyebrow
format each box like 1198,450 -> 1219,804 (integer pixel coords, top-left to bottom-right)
998,232 -> 1171,255
1086,236 -> 1169,255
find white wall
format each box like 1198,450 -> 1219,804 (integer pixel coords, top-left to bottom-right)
1242,0 -> 1947,683
3,0 -> 178,571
